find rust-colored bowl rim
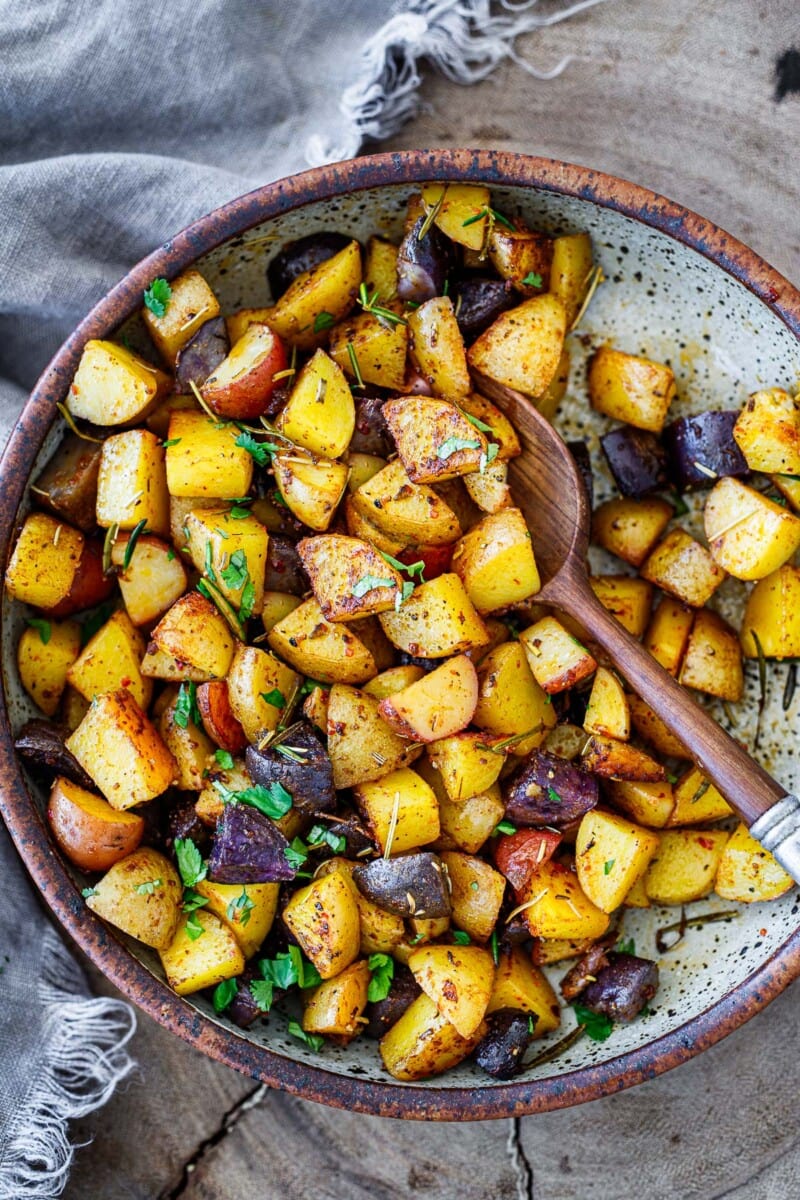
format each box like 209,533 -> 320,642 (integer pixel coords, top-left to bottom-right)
2,150 -> 800,1120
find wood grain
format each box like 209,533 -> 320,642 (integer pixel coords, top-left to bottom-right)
63,2 -> 800,1197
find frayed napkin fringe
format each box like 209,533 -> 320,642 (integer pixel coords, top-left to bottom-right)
0,927 -> 136,1199
305,0 -> 609,165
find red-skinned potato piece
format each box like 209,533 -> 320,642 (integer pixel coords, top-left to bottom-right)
492,828 -> 562,895
47,775 -> 145,871
196,681 -> 248,754
397,544 -> 454,581
201,322 -> 287,420
46,538 -> 115,617
378,654 -> 478,742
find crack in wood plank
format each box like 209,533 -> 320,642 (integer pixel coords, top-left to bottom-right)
507,1117 -> 534,1200
157,1082 -> 267,1199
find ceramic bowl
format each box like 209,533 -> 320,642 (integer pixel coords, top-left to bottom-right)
2,150 -> 800,1120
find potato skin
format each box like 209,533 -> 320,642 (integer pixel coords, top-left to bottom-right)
48,776 -> 145,871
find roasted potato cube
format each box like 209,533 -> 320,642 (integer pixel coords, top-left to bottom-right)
302,960 -> 371,1042
17,619 -> 80,716
159,909 -> 245,994
640,528 -> 726,607
488,226 -> 552,296
467,294 -> 567,398
473,641 -> 556,756
590,575 -> 653,638
378,655 -> 478,742
165,411 -> 253,498
224,306 -> 275,345
346,452 -> 387,493
87,847 -> 182,949
67,609 -> 152,710
451,507 -> 540,614
645,829 -> 729,905
534,348 -> 571,422
408,944 -> 494,1038
668,767 -> 733,826
622,874 -> 651,909
643,597 -> 695,675
434,780 -> 505,854
157,686 -> 216,791
32,434 -> 102,532
581,734 -> 665,782
5,513 -> 84,610
741,565 -> 800,659
575,809 -> 659,913
67,689 -> 176,807
226,644 -> 301,742
462,460 -> 512,514
278,348 -> 355,458
47,775 -> 145,871
317,859 -> 406,957
111,533 -> 188,626
67,339 -> 169,426
520,615 -> 597,694
441,851 -> 506,943
363,235 -> 399,298
408,296 -> 471,400
282,870 -> 361,979
297,534 -> 403,621
714,823 -> 793,902
353,767 -> 440,855
733,387 -> 800,475
627,696 -> 687,758
704,477 -> 800,580
351,457 -> 461,545
262,591 -> 303,634
488,946 -> 561,1037
588,346 -> 675,432
150,592 -> 236,680
201,322 -> 287,421
184,508 -> 268,614
343,495 -> 412,556
272,450 -> 349,532
583,667 -> 630,740
329,308 -> 408,392
383,396 -> 487,484
517,860 -> 610,941
326,683 -> 423,789
268,597 -> 379,685
420,182 -> 492,251
592,497 -> 673,568
379,992 -> 484,1081
265,239 -> 362,349
678,608 -> 743,700
140,644 -> 216,684
772,471 -> 800,511
549,232 -> 594,326
362,664 -> 425,700
378,574 -> 489,659
425,731 -> 504,802
458,393 -> 521,461
196,681 -> 248,753
142,269 -> 221,364
195,879 -> 279,959
606,779 -> 675,828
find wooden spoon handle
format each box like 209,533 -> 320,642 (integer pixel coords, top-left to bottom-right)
562,584 -> 800,880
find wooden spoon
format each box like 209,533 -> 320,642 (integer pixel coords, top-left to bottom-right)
472,371 -> 800,883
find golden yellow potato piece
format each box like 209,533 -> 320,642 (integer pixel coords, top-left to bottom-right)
87,847 -> 182,949
159,910 -> 245,995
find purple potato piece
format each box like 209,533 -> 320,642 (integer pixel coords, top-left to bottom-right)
567,439 -> 594,511
350,394 -> 393,457
559,936 -> 615,1001
396,199 -> 452,304
174,316 -> 230,393
663,410 -> 749,491
454,277 -> 516,342
208,803 -> 295,883
263,535 -> 310,595
267,232 -> 353,301
353,852 -> 451,918
474,1009 -> 535,1079
600,426 -> 669,498
503,751 -> 599,827
245,722 -> 335,816
167,795 -> 212,856
500,911 -> 532,946
32,433 -> 103,532
322,810 -> 375,858
227,977 -> 263,1029
578,952 -> 659,1022
15,719 -> 95,790
364,965 -> 421,1039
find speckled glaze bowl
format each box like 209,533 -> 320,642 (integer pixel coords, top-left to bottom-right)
2,151 -> 800,1120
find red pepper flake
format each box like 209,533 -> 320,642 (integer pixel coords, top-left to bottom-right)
698,837 -> 716,850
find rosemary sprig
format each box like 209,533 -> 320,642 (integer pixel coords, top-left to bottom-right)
357,283 -> 408,328
655,907 -> 738,953
56,402 -> 104,443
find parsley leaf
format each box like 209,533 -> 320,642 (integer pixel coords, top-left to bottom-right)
221,548 -> 249,591
436,436 -> 481,460
283,838 -> 309,872
214,780 -> 293,820
367,953 -> 395,1002
212,978 -> 238,1013
306,824 -> 347,854
26,617 -> 51,645
239,577 -> 257,621
261,688 -> 286,709
229,503 -> 253,519
250,979 -> 274,1012
215,748 -> 235,770
547,786 -> 562,805
313,311 -> 335,333
490,930 -> 500,965
259,945 -> 320,991
493,819 -> 517,836
81,886 -> 98,899
616,936 -> 636,956
603,859 -> 615,875
521,271 -> 543,288
287,1020 -> 324,1052
181,888 -> 209,914
143,277 -> 172,318
227,887 -> 255,926
174,837 -> 208,888
459,408 -> 493,433
174,681 -> 201,730
573,1004 -> 614,1042
352,574 -> 396,598
185,913 -> 205,940
452,930 -> 471,945
134,878 -> 162,895
162,437 -> 181,448
234,431 -> 278,466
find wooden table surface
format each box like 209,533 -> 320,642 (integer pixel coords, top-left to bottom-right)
62,3 -> 800,1196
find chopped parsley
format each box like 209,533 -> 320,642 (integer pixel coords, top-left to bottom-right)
367,953 -> 395,1002
573,1004 -> 614,1042
134,878 -> 162,895
521,271 -> 543,288
313,311 -> 335,333
214,779 -> 293,820
81,886 -> 98,899
306,824 -> 347,854
249,979 -> 274,1012
143,277 -> 172,318
603,859 -> 615,875
616,936 -> 636,955
287,1020 -> 324,1052
227,888 -> 255,926
26,617 -> 51,645
283,837 -> 310,873
493,820 -> 517,836
490,930 -> 500,965
174,681 -> 201,730
212,978 -> 238,1013
261,687 -> 286,709
547,786 -> 562,805
185,913 -> 205,940
162,437 -> 181,448
181,889 -> 209,914
220,548 -> 248,591
234,431 -> 279,466
174,838 -> 207,888
352,574 -> 396,598
258,945 -> 321,992
452,930 -> 471,945
215,748 -> 235,770
437,435 -> 481,460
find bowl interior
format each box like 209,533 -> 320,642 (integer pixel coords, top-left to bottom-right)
4,173 -> 800,1102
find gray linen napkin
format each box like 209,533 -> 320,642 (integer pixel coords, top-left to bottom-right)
0,2 -> 604,1192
